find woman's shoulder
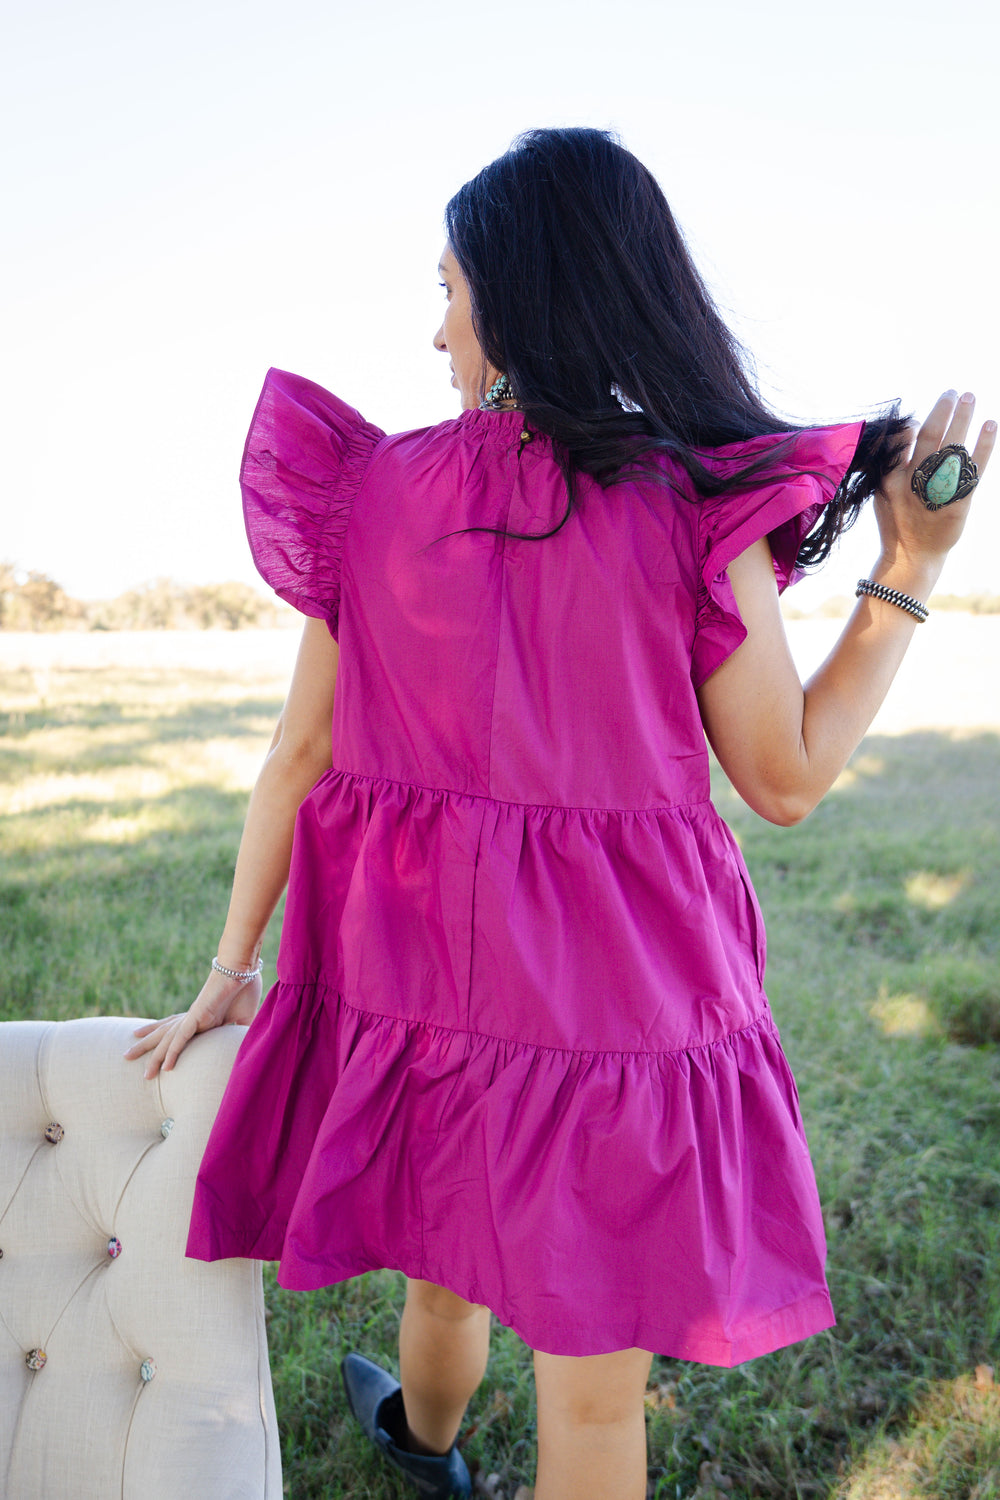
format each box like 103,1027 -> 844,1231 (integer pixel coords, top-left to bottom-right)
375,405 -> 533,466
259,371 -> 533,471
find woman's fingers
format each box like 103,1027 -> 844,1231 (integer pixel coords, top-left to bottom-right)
911,391 -> 962,468
160,1012 -> 201,1074
138,1017 -> 195,1078
943,391 -> 976,449
971,418 -> 997,475
912,391 -> 995,471
128,1023 -> 176,1077
916,390 -> 958,452
124,1018 -> 181,1058
128,1016 -> 182,1045
125,1008 -> 201,1076
905,390 -> 995,500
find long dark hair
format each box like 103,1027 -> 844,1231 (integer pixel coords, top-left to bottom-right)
445,127 -> 909,567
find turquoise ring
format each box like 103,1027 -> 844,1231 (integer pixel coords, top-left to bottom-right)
911,444 -> 979,509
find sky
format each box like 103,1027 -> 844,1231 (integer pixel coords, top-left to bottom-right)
4,0 -> 998,612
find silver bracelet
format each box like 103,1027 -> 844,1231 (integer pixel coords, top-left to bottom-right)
211,956 -> 263,982
855,579 -> 928,623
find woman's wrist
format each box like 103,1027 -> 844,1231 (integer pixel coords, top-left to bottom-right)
868,552 -> 943,605
215,937 -> 263,971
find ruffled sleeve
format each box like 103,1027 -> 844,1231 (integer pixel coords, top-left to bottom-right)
240,368 -> 386,634
691,422 -> 863,687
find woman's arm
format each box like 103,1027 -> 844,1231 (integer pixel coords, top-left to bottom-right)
697,391 -> 995,826
125,617 -> 340,1076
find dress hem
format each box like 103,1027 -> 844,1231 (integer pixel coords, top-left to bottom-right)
185,1237 -> 834,1366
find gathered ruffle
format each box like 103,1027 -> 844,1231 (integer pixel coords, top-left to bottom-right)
278,770 -> 768,1055
188,980 -> 832,1365
691,422 -> 864,686
241,368 -> 385,632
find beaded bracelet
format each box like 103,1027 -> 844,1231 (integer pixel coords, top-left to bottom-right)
855,579 -> 929,623
211,956 -> 264,982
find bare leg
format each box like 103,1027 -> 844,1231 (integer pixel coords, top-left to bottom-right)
398,1278 -> 492,1455
533,1346 -> 653,1500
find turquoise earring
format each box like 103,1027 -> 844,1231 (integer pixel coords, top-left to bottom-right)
482,373 -> 515,409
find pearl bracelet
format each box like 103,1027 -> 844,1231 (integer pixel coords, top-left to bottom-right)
855,579 -> 929,623
211,956 -> 264,982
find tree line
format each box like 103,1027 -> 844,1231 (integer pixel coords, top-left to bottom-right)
0,565 -> 288,631
4,563 -> 998,633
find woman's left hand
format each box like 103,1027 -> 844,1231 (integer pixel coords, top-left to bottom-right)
873,391 -> 995,581
698,389 -> 995,825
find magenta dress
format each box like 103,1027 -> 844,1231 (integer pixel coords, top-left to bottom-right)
187,368 -> 863,1365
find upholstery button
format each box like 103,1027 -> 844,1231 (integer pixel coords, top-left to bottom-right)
43,1123 -> 64,1144
26,1349 -> 47,1371
160,1118 -> 174,1139
140,1358 -> 157,1383
107,1237 -> 123,1259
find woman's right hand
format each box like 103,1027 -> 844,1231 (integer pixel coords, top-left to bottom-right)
124,964 -> 263,1079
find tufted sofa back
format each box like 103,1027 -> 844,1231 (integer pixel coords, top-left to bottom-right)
0,1017 -> 281,1499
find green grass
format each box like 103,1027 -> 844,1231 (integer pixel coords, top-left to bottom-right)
2,662 -> 999,1498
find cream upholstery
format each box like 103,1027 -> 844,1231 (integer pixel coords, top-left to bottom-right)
0,1017 -> 282,1500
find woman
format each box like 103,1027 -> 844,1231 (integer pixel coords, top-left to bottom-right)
127,128 -> 993,1500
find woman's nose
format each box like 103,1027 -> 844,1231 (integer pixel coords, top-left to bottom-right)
433,323 -> 447,352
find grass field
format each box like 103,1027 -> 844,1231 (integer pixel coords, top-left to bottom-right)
2,630 -> 999,1499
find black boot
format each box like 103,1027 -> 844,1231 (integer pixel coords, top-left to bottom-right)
341,1352 -> 472,1499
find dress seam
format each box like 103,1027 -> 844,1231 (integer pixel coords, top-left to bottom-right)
485,455 -> 518,797
318,765 -> 712,817
465,804 -> 488,1027
293,980 -> 772,1061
